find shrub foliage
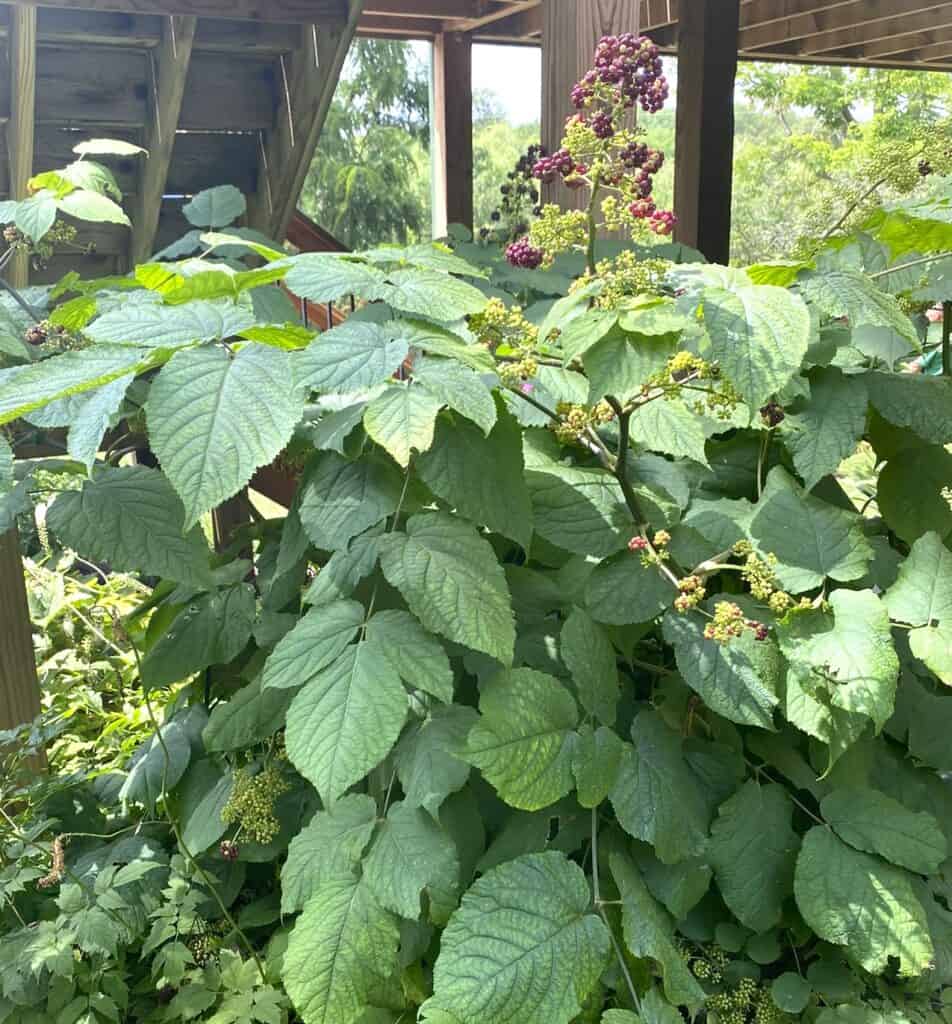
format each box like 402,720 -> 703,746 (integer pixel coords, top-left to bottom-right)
1,34 -> 952,1024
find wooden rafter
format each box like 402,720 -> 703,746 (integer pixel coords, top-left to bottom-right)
7,5 -> 36,290
739,0 -> 949,52
454,1 -> 538,32
364,0 -> 477,16
909,35 -> 952,62
255,0 -> 365,241
131,15 -> 196,266
475,6 -> 542,41
0,0 -> 346,22
782,3 -> 952,55
857,23 -> 952,59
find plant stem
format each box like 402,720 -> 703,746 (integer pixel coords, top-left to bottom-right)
943,301 -> 951,377
128,636 -> 267,982
869,253 -> 949,281
585,174 -> 601,277
820,173 -> 891,243
591,807 -> 641,1013
757,431 -> 771,500
0,277 -> 42,321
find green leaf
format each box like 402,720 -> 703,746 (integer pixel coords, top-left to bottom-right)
794,826 -> 933,977
583,329 -> 680,406
885,531 -> 952,629
119,716 -> 192,810
413,357 -> 497,435
417,410 -> 533,551
708,781 -> 799,933
799,270 -> 918,352
878,444 -> 952,545
633,847 -> 711,921
393,319 -> 495,372
585,550 -> 675,626
787,589 -> 899,732
142,584 -> 255,687
770,974 -> 812,1014
602,1013 -> 640,1024
281,795 -> 377,915
261,600 -> 366,691
179,759 -> 233,854
629,399 -> 710,466
703,284 -> 811,409
183,185 -> 247,229
0,345 -> 157,426
463,667 -> 578,811
378,512 -> 515,664
866,373 -> 952,448
47,466 -> 213,587
910,622 -> 952,684
366,609 -> 454,704
610,710 -> 711,864
303,529 -> 383,607
58,189 -> 130,227
15,194 -> 56,241
282,877 -> 400,1024
557,309 -> 618,364
362,241 -> 487,278
0,434 -> 12,492
750,468 -> 872,591
783,369 -> 868,491
363,385 -> 443,467
285,641 -> 408,805
560,607 -> 619,725
662,612 -> 778,729
309,403 -> 366,456
298,452 -> 404,552
526,457 -> 631,559
363,801 -> 459,921
610,852 -> 706,1012
147,344 -> 304,529
203,679 -> 294,753
295,321 -> 409,394
285,254 -> 388,305
66,373 -> 133,471
572,725 -> 625,809
395,706 -> 477,817
73,138 -> 147,157
820,787 -> 947,875
87,299 -> 254,348
427,852 -> 610,1024
381,269 -> 487,320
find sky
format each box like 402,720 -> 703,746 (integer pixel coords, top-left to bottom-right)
473,44 -> 543,125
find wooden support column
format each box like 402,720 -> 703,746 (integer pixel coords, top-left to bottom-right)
0,528 -> 42,738
673,0 -> 741,265
131,14 -> 197,266
542,0 -> 640,207
7,6 -> 37,290
212,490 -> 253,554
254,0 -> 365,242
431,30 -> 473,237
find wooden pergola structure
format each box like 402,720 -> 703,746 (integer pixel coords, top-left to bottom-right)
2,0 -> 952,737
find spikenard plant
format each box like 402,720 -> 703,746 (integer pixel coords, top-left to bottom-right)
2,33 -> 952,1024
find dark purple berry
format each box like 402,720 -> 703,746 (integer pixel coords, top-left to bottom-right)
220,840 -> 239,862
505,237 -> 544,270
759,403 -> 785,428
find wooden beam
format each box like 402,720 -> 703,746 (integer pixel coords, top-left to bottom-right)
212,490 -> 253,552
788,3 -> 952,55
255,0 -> 364,241
739,0 -> 945,51
358,13 -> 438,35
856,23 -> 952,59
542,0 -> 640,208
0,0 -> 347,24
431,30 -> 473,236
909,36 -> 952,61
475,5 -> 542,38
0,528 -> 42,742
674,0 -> 740,264
6,6 -> 36,290
364,0 -> 475,16
641,0 -> 678,30
131,15 -> 196,266
456,1 -> 538,31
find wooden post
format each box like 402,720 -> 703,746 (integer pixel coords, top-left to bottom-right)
7,5 -> 37,289
0,528 -> 42,737
542,0 -> 640,208
673,0 -> 741,264
431,30 -> 473,237
131,14 -> 197,266
212,491 -> 253,553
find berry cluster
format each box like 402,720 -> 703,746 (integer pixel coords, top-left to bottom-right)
480,144 -> 545,244
506,33 -> 675,270
674,575 -> 707,613
220,763 -> 289,846
759,402 -> 785,428
572,34 -> 669,114
505,237 -> 545,270
704,601 -> 769,645
553,400 -> 615,446
732,541 -> 795,615
684,943 -> 731,983
575,251 -> 668,310
3,219 -> 93,270
469,298 -> 541,391
23,320 -> 85,353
